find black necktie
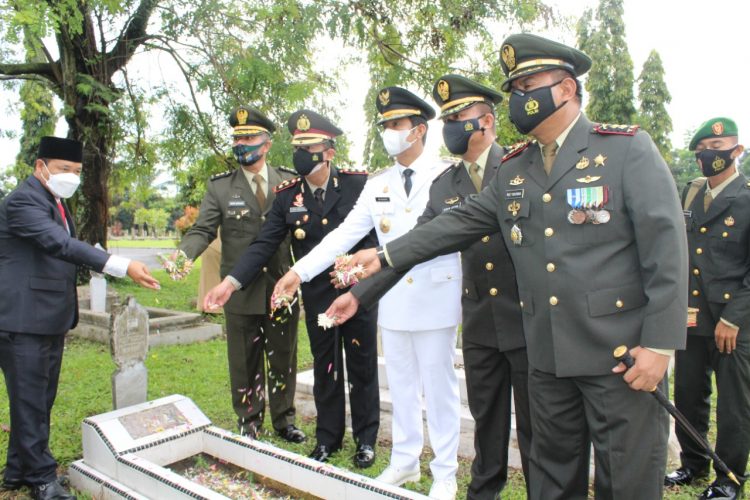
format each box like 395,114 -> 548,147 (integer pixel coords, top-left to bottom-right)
314,187 -> 325,209
403,168 -> 414,196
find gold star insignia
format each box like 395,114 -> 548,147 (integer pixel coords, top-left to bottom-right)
594,154 -> 607,167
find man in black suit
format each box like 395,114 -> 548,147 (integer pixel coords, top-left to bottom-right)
203,110 -> 380,468
0,137 -> 159,500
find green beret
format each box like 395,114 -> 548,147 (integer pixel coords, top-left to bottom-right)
499,33 -> 592,92
689,117 -> 738,151
229,106 -> 276,137
432,74 -> 503,118
376,86 -> 436,125
287,109 -> 343,146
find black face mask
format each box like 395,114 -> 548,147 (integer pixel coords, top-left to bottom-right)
509,80 -> 568,135
442,116 -> 486,155
293,148 -> 326,176
696,146 -> 738,177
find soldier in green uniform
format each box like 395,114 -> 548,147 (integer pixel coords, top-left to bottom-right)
179,106 -> 305,443
664,118 -> 748,500
346,75 -> 531,499
327,34 -> 687,499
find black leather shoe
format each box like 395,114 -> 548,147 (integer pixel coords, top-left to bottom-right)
698,481 -> 741,500
309,444 -> 338,462
353,444 -> 376,468
277,424 -> 306,443
238,423 -> 258,439
32,479 -> 76,500
2,477 -> 28,490
664,466 -> 709,487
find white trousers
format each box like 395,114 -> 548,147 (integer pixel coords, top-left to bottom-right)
380,325 -> 461,481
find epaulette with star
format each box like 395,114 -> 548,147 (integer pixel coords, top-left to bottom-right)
592,123 -> 639,136
210,171 -> 232,181
338,166 -> 368,175
501,140 -> 532,163
273,176 -> 302,193
433,163 -> 458,184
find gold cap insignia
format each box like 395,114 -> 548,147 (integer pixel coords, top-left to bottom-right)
297,114 -> 311,131
594,154 -> 607,167
576,157 -> 590,169
525,97 -> 539,116
437,80 -> 450,101
445,196 -> 460,205
713,156 -> 726,171
509,175 -> 525,186
712,121 -> 724,135
508,200 -> 521,216
576,175 -> 601,184
501,44 -> 516,71
464,121 -> 474,132
236,108 -> 249,125
312,153 -> 321,162
725,216 -> 735,227
379,89 -> 390,106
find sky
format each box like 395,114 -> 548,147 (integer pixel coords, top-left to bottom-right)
1,0 -> 748,176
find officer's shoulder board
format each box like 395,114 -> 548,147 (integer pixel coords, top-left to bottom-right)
433,163 -> 458,184
277,166 -> 298,176
338,166 -> 368,176
592,123 -> 639,136
501,140 -> 533,163
273,176 -> 302,193
210,170 -> 233,181
367,168 -> 388,178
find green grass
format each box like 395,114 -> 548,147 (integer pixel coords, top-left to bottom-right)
107,238 -> 177,248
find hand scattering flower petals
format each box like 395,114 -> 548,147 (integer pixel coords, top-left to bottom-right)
157,250 -> 194,280
270,292 -> 297,323
317,313 -> 337,330
332,254 -> 365,288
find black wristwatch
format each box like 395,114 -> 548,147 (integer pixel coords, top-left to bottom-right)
376,245 -> 389,268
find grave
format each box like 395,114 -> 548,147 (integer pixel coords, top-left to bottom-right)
111,297 -> 150,409
69,395 -> 428,500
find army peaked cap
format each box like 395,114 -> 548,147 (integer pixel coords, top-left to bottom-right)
689,117 -> 739,151
287,109 -> 343,146
376,86 -> 436,125
432,74 -> 503,119
38,136 -> 83,163
229,106 -> 276,137
499,33 -> 592,92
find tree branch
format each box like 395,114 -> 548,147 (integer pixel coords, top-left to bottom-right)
0,61 -> 58,80
105,0 -> 158,78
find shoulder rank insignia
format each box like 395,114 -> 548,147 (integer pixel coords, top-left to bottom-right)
593,123 -> 640,136
501,140 -> 533,163
273,176 -> 301,193
433,164 -> 458,184
210,170 -> 232,181
277,166 -> 298,176
338,166 -> 368,175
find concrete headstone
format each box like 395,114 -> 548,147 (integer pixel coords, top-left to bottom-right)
110,297 -> 149,409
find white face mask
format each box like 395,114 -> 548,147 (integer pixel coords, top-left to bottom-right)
381,126 -> 417,156
43,163 -> 81,199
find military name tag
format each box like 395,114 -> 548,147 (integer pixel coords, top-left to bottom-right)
375,197 -> 391,202
683,210 -> 693,218
505,189 -> 525,199
289,206 -> 307,213
228,200 -> 246,207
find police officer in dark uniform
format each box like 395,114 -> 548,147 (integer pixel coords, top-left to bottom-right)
350,76 -> 531,498
329,33 -> 688,500
202,110 -> 380,468
179,106 -> 304,443
665,117 -> 749,500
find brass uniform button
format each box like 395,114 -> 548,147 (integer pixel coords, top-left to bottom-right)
700,227 -> 707,233
261,216 -> 266,222
406,277 -> 413,284
236,215 -> 241,220
696,248 -> 703,255
724,293 -> 731,300
615,299 -> 624,308
546,263 -> 556,272
322,218 -> 329,225
489,288 -> 498,296
519,300 -> 524,308
485,263 -> 494,271
295,220 -> 301,226
542,193 -> 552,203
294,228 -> 306,240
482,235 -> 490,243
545,227 -> 554,237
262,267 -> 268,273
464,288 -> 469,295
693,268 -> 700,276
723,232 -> 729,238
405,207 -> 412,213
692,290 -> 700,297
549,296 -> 558,306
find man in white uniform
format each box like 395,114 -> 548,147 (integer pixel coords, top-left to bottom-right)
273,87 -> 462,500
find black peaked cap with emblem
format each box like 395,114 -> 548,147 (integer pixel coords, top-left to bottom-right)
38,136 -> 83,163
229,106 -> 276,137
287,109 -> 343,146
432,74 -> 504,119
499,33 -> 592,92
376,86 -> 436,125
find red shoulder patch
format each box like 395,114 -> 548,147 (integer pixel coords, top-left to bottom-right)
501,140 -> 532,162
592,123 -> 639,136
338,166 -> 368,175
273,176 -> 301,194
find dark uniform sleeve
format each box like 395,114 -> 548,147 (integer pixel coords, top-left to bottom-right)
228,194 -> 290,288
385,177 -> 503,270
179,181 -> 223,260
352,181 -> 448,308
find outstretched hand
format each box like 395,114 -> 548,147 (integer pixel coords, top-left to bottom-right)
324,292 -> 360,326
272,270 -> 301,305
203,278 -> 236,311
348,248 -> 380,279
127,261 -> 160,290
